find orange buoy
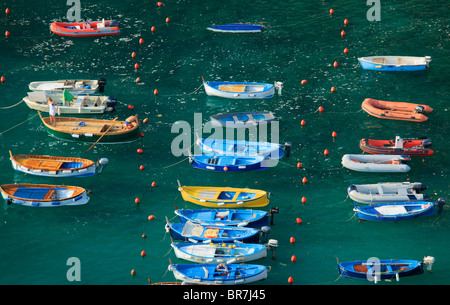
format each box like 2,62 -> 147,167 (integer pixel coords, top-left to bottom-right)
141,250 -> 146,257
290,237 -> 295,243
296,217 -> 302,224
131,51 -> 136,58
135,197 -> 140,204
134,63 -> 140,70
344,18 -> 349,25
5,31 -> 10,37
143,118 -> 149,124
140,132 -> 144,137
301,196 -> 307,203
142,233 -> 147,238
318,106 -> 324,112
5,8 -> 10,15
1,76 -> 5,84
291,255 -> 297,262
329,8 -> 334,14
131,269 -> 136,276
296,162 -> 302,168
137,148 -> 143,154
331,86 -> 336,93
135,77 -> 141,83
166,17 -> 170,23
157,2 -> 164,6
128,104 -> 134,110
300,120 -> 306,126
151,181 -> 157,187
151,26 -> 156,32
332,131 -> 337,137
333,61 -> 338,68
288,276 -> 294,284
324,149 -> 329,156
223,166 -> 228,172
302,177 -> 308,183
344,48 -> 349,54
148,215 -> 155,221
341,30 -> 346,37
301,79 -> 307,85
139,38 -> 144,44
153,89 -> 159,95
139,165 -> 144,170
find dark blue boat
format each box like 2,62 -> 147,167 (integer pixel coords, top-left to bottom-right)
189,154 -> 267,172
207,23 -> 264,33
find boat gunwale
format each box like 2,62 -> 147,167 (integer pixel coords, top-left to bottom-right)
0,183 -> 87,202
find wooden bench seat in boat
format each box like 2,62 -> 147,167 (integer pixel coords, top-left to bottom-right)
22,159 -> 64,170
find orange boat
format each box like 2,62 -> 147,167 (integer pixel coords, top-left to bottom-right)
360,136 -> 433,157
361,98 -> 433,122
50,20 -> 120,37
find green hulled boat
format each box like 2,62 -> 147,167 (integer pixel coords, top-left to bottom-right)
38,112 -> 140,143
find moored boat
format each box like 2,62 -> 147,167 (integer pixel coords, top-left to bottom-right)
9,151 -> 108,178
359,136 -> 433,157
203,79 -> 282,99
168,263 -> 268,285
28,79 -> 104,94
171,242 -> 267,264
178,182 -> 269,208
358,56 -> 431,71
353,199 -> 445,222
50,20 -> 120,37
210,111 -> 276,128
189,153 -> 267,172
341,154 -> 411,173
38,112 -> 140,143
207,23 -> 264,33
175,209 -> 269,228
0,183 -> 89,207
361,98 -> 433,122
347,182 -> 430,204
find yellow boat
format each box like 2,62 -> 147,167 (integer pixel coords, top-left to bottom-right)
177,181 -> 269,208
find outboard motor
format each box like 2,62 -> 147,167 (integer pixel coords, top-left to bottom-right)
414,105 -> 425,113
98,78 -> 107,93
269,207 -> 279,225
283,142 -> 292,158
411,182 -> 427,193
109,20 -> 119,27
267,239 -> 278,260
274,81 -> 283,95
259,226 -> 271,244
421,138 -> 432,148
96,158 -> 109,174
423,256 -> 435,271
105,97 -> 117,111
5,198 -> 12,206
437,198 -> 445,214
347,185 -> 357,193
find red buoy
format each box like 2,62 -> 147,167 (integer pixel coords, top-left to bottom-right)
139,165 -> 144,170
151,26 -> 156,32
135,198 -> 140,204
333,61 -> 338,68
223,166 -> 228,172
148,215 -> 155,221
0,76 -> 5,84
134,63 -> 140,70
143,118 -> 149,124
151,181 -> 157,187
128,105 -> 134,110
288,276 -> 294,284
300,120 -> 306,126
139,38 -> 144,44
153,89 -> 159,95
140,132 -> 144,137
318,106 -> 324,112
332,131 -> 337,137
301,196 -> 307,203
137,148 -> 143,154
291,255 -> 297,262
296,217 -> 302,224
301,79 -> 307,85
131,269 -> 136,276
5,8 -> 10,15
344,19 -> 349,25
157,2 -> 164,7
324,149 -> 329,156
302,177 -> 308,184
5,31 -> 10,37
166,17 -> 170,23
131,52 -> 136,58
290,237 -> 295,243
296,162 -> 302,168
329,8 -> 334,14
141,250 -> 146,257
331,86 -> 336,93
343,48 -> 349,54
341,30 -> 346,37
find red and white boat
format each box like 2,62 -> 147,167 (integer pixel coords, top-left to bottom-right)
50,19 -> 120,37
360,136 -> 433,157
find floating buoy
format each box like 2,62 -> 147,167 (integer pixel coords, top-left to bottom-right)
139,38 -> 144,44
151,181 -> 157,187
135,77 -> 141,83
157,1 -> 164,6
134,63 -> 140,70
223,166 -> 228,172
151,26 -> 156,32
296,217 -> 302,224
324,149 -> 329,156
135,197 -> 140,204
343,48 -> 349,54
139,165 -> 144,170
141,250 -> 146,257
153,89 -> 159,95
302,177 -> 308,183
332,131 -> 337,137
140,132 -> 144,137
288,276 -> 294,284
301,196 -> 307,203
142,233 -> 147,238
131,51 -> 136,58
5,31 -> 10,37
329,8 -> 334,14
166,17 -> 170,23
137,148 -> 143,154
344,18 -> 349,25
0,76 -> 5,84
296,162 -> 302,168
331,86 -> 336,93
131,269 -> 136,276
333,61 -> 338,68
318,106 -> 324,112
341,30 -> 346,37
290,237 -> 295,243
301,79 -> 307,85
300,120 -> 306,126
148,215 -> 155,221
291,255 -> 297,262
128,105 -> 134,110
5,8 -> 10,15
143,118 -> 149,124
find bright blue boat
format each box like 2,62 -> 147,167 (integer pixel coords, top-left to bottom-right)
197,137 -> 286,159
210,111 -> 276,128
353,199 -> 445,222
207,23 -> 264,33
203,80 -> 279,99
169,263 -> 268,285
174,209 -> 269,228
189,153 -> 267,172
358,56 -> 431,71
165,221 -> 260,243
338,259 -> 424,281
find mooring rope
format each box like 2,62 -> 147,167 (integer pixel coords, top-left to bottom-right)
0,99 -> 24,109
0,112 -> 39,136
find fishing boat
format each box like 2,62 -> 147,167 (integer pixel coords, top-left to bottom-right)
0,183 -> 89,207
165,221 -> 260,244
38,112 -> 140,143
28,79 -> 104,95
358,56 -> 431,71
210,111 -> 277,128
168,263 -> 268,285
9,151 -> 108,178
338,258 -> 426,281
175,209 -> 269,228
171,242 -> 267,264
197,137 -> 287,159
177,182 -> 269,208
347,182 -> 430,204
189,153 -> 267,172
353,199 -> 445,222
203,79 -> 282,99
341,154 -> 411,173
50,20 -> 120,37
24,91 -> 117,114
207,23 -> 264,33
359,136 -> 433,157
361,98 -> 433,122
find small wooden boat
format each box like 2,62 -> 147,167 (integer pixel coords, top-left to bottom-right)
341,154 -> 411,173
189,153 -> 267,172
165,221 -> 260,244
358,56 -> 431,71
197,137 -> 287,159
50,20 -> 120,37
338,259 -> 425,281
203,79 -> 282,99
168,263 -> 268,285
207,23 -> 264,33
210,111 -> 276,128
361,98 -> 433,122
28,79 -> 104,95
175,209 -> 269,228
0,183 -> 89,207
171,242 -> 267,264
360,136 -> 433,157
38,112 -> 140,143
353,199 -> 445,222
178,182 -> 269,208
24,91 -> 117,114
9,151 -> 108,178
347,182 -> 430,204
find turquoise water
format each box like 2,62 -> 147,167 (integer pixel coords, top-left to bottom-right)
0,0 -> 448,285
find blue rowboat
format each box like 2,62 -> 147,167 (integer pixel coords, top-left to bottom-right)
338,259 -> 424,281
203,80 -> 282,99
353,199 -> 445,222
189,153 -> 267,172
197,137 -> 286,159
210,111 -> 276,128
358,56 -> 431,71
165,221 -> 260,243
168,263 -> 268,285
171,242 -> 267,264
207,23 -> 264,33
175,209 -> 269,228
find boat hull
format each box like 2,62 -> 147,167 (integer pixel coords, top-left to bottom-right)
361,98 -> 432,122
353,201 -> 443,221
190,155 -> 267,172
358,56 -> 430,71
198,138 -> 284,159
341,154 -> 411,173
175,209 -> 269,228
338,259 -> 423,280
210,111 -> 276,128
28,80 -> 99,95
347,182 -> 429,204
204,81 -> 275,99
50,21 -> 120,37
207,24 -> 264,33
359,138 -> 433,157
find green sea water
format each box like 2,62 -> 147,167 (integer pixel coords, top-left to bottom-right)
0,0 -> 448,286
